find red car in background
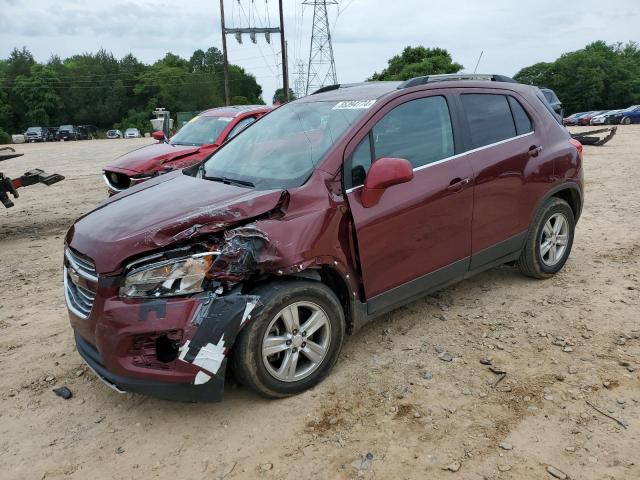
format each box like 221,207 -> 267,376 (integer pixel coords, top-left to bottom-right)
103,105 -> 271,193
576,111 -> 606,126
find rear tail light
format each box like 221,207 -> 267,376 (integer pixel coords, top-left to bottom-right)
569,138 -> 583,162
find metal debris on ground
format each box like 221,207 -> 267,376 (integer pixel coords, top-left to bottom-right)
571,126 -> 617,146
52,386 -> 73,400
585,400 -> 629,429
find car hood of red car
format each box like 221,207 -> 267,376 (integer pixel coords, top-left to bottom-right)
106,142 -> 210,174
68,172 -> 285,273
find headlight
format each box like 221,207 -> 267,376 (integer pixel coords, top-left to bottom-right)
120,255 -> 213,298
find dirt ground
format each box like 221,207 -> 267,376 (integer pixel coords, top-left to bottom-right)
1,127 -> 638,480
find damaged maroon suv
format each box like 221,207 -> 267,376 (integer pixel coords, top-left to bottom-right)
65,74 -> 584,402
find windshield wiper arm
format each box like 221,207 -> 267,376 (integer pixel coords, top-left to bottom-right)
204,175 -> 255,188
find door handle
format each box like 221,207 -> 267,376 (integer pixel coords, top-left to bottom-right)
447,177 -> 471,192
528,145 -> 543,157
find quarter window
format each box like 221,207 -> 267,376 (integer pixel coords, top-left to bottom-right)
349,96 -> 455,188
508,96 -> 533,135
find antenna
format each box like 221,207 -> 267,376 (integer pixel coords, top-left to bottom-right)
473,50 -> 484,74
303,1 -> 338,95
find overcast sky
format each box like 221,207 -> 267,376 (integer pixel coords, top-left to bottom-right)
1,0 -> 638,103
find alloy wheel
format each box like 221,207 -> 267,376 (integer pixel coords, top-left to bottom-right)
540,213 -> 569,267
262,301 -> 331,382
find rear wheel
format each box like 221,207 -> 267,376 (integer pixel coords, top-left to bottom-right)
518,197 -> 575,279
232,280 -> 345,398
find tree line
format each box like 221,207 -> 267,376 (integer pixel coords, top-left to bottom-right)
514,41 -> 640,114
0,46 -> 264,142
369,42 -> 640,116
1,40 -> 638,143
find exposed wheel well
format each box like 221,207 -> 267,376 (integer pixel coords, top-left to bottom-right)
552,188 -> 581,221
253,267 -> 355,333
318,267 -> 354,334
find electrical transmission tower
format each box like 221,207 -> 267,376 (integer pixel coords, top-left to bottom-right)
303,0 -> 338,95
293,60 -> 306,99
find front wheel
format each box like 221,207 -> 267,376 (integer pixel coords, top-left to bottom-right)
232,280 -> 345,398
622,117 -> 632,125
518,197 -> 575,279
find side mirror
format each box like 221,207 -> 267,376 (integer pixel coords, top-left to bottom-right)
152,131 -> 167,142
361,157 -> 413,208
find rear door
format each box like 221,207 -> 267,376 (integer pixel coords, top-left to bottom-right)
456,90 -> 545,269
344,92 -> 474,314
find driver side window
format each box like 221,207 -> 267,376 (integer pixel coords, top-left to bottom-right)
347,96 -> 454,188
227,116 -> 257,140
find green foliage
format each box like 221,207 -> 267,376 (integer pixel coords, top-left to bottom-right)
0,128 -> 11,145
0,46 -> 265,135
114,109 -> 153,135
272,88 -> 296,104
369,46 -> 463,81
514,41 -> 640,113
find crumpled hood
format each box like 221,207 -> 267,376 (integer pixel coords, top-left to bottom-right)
106,142 -> 206,174
68,173 -> 285,273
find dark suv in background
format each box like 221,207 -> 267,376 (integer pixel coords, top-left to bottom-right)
57,125 -> 80,141
64,74 -> 583,402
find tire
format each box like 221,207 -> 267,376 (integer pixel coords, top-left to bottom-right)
518,197 -> 575,279
622,117 -> 631,125
232,280 -> 345,399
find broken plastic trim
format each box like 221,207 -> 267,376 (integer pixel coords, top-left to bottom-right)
177,290 -> 260,385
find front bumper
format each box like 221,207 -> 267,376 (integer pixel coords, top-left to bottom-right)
67,273 -> 260,402
75,333 -> 225,402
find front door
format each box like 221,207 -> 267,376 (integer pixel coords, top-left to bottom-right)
344,93 -> 474,315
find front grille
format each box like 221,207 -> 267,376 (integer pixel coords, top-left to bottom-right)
64,248 -> 98,319
103,171 -> 131,191
65,248 -> 98,282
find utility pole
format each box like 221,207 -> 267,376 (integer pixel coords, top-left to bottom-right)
278,0 -> 290,102
303,0 -> 338,95
219,0 -> 231,106
219,0 -> 290,104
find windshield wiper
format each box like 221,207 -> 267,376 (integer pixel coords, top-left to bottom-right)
204,175 -> 255,188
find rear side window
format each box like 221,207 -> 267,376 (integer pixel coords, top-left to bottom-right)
462,94 -> 516,149
348,96 -> 454,187
507,96 -> 533,135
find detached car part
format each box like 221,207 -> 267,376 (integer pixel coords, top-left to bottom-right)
570,126 -> 617,146
0,148 -> 65,208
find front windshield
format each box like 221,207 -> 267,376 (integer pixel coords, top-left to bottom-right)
171,115 -> 232,146
60,125 -> 73,130
26,127 -> 41,132
202,100 -> 370,190
622,105 -> 639,113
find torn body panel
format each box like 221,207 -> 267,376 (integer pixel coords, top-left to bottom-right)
70,286 -> 261,402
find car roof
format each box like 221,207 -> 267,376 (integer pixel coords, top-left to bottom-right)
299,77 -> 538,103
200,105 -> 271,118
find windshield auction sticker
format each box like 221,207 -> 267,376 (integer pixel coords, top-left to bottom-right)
333,100 -> 377,110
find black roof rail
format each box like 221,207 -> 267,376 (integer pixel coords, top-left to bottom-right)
397,74 -> 518,90
311,82 -> 372,95
311,84 -> 341,95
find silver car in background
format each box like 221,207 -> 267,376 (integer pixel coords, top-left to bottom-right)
124,128 -> 141,138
